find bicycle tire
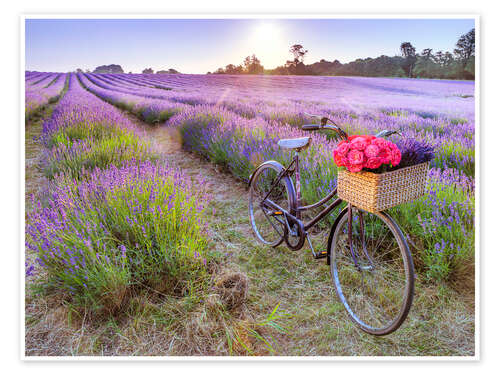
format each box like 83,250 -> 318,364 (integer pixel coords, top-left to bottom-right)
328,207 -> 415,335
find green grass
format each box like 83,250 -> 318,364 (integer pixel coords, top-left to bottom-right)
47,121 -> 127,148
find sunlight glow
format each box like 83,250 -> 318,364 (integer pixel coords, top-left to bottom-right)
247,22 -> 288,69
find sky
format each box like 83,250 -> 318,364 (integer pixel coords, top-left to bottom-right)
25,18 -> 475,74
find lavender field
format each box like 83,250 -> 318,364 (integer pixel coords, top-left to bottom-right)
25,71 -> 475,356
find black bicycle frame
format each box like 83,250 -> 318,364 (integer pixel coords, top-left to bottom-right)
260,150 -> 346,255
262,150 -> 342,223
257,115 -> 370,264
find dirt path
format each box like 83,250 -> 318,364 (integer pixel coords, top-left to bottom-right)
132,120 -> 475,356
25,117 -> 46,210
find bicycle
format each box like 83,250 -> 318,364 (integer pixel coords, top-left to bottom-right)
248,114 -> 415,336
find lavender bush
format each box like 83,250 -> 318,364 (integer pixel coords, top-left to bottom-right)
26,161 -> 210,313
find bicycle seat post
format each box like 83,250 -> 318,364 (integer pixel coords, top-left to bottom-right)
294,150 -> 302,220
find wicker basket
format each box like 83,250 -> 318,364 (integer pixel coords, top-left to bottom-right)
337,162 -> 430,213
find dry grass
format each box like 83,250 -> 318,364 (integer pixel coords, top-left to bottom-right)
25,113 -> 475,357
25,112 -> 48,210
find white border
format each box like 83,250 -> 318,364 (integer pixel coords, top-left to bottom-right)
20,14 -> 480,362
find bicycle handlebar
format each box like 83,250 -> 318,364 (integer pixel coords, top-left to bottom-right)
302,113 -> 348,140
302,124 -> 322,131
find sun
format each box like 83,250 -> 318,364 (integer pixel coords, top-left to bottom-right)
248,22 -> 287,68
253,23 -> 279,43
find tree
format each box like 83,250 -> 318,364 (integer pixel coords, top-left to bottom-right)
289,44 -> 308,64
443,52 -> 454,67
454,28 -> 475,70
93,64 -> 124,74
225,64 -> 240,74
433,50 -> 444,65
400,42 -> 417,77
243,55 -> 264,74
142,68 -> 154,74
285,44 -> 309,75
157,69 -> 181,74
307,59 -> 342,75
76,68 -> 84,73
414,54 -> 440,78
421,48 -> 433,60
270,65 -> 290,75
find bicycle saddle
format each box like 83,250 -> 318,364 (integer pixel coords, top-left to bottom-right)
277,137 -> 311,151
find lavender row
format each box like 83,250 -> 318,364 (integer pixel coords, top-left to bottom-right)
40,73 -> 157,179
25,73 -> 68,120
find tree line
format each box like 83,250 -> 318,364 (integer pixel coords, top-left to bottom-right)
74,65 -> 181,74
211,28 -> 475,80
208,54 -> 265,75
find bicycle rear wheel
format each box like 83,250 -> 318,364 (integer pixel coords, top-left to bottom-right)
249,163 -> 295,247
329,207 -> 414,335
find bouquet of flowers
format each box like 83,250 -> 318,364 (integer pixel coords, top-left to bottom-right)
334,134 -> 435,212
333,135 -> 435,173
333,135 -> 401,173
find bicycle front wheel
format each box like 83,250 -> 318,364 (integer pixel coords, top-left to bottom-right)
329,207 -> 415,335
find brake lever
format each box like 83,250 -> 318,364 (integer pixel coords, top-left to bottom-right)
304,112 -> 328,127
375,129 -> 401,138
304,112 -> 348,140
304,112 -> 321,119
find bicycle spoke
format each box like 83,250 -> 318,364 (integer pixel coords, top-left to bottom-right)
330,210 -> 413,334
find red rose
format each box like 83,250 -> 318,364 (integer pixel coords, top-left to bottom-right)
350,138 -> 368,151
348,134 -> 375,142
364,144 -> 380,158
372,138 -> 388,149
336,142 -> 350,156
378,148 -> 391,164
334,135 -> 401,172
347,150 -> 364,165
333,150 -> 344,166
391,148 -> 402,166
365,157 -> 382,169
347,163 -> 363,173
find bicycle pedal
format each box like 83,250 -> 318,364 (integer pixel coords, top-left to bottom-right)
314,250 -> 328,259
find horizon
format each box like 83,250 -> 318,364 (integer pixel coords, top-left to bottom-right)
25,18 -> 475,74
